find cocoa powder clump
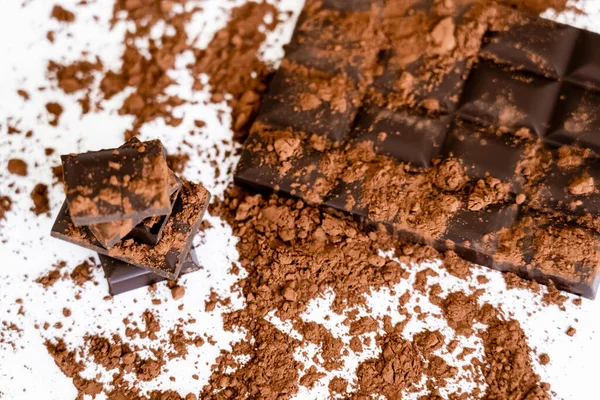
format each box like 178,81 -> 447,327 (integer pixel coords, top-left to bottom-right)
30,183 -> 50,215
7,159 -> 28,176
0,196 -> 12,221
51,5 -> 75,23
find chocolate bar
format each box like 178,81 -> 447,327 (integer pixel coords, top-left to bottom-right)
61,139 -> 171,226
99,250 -> 201,296
51,180 -> 211,280
234,2 -> 600,298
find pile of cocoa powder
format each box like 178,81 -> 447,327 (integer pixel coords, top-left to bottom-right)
5,0 -> 585,398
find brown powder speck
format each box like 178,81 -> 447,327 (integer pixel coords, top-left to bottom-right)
566,326 -> 576,337
441,292 -> 479,337
539,353 -> 550,365
568,174 -> 595,196
354,332 -> 422,398
171,286 -> 185,301
70,261 -> 94,286
51,5 -> 76,23
0,196 -> 12,221
46,102 -> 64,126
7,159 -> 28,176
30,183 -> 50,215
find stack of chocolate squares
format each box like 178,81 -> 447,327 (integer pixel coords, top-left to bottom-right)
50,138 -> 211,295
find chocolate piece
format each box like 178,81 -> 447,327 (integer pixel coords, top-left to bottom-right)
51,180 -> 210,280
440,121 -> 527,193
99,250 -> 200,296
351,102 -> 450,168
61,139 -> 171,226
546,84 -> 600,154
285,2 -> 380,82
88,170 -> 182,248
566,29 -> 600,92
257,60 -> 361,142
456,62 -> 561,137
481,14 -> 579,78
234,3 -> 600,298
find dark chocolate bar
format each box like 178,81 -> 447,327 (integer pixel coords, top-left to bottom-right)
51,180 -> 211,280
234,2 -> 600,298
61,139 -> 171,226
99,250 -> 201,296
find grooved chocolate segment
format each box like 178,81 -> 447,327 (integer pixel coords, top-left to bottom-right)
61,139 -> 171,226
373,50 -> 469,113
88,170 -> 182,248
437,204 -> 519,267
286,3 -> 379,81
531,154 -> 600,217
236,125 -> 334,204
51,180 -> 210,280
99,251 -> 200,296
566,29 -> 600,92
234,2 -> 600,298
547,84 -> 600,153
351,102 -> 450,167
481,14 -> 579,78
457,62 -> 561,137
257,61 -> 361,141
440,121 -> 527,192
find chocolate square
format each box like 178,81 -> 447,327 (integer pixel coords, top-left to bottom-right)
285,2 -> 379,82
257,61 -> 361,142
546,83 -> 600,154
481,12 -> 579,78
440,120 -> 527,192
61,139 -> 171,226
566,29 -> 600,92
436,204 -> 519,267
457,62 -> 561,137
350,102 -> 450,167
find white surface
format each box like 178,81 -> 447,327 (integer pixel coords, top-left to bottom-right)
0,0 -> 599,399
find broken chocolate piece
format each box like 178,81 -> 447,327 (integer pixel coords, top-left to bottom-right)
51,180 -> 210,280
61,139 -> 171,226
88,170 -> 182,248
99,250 -> 200,296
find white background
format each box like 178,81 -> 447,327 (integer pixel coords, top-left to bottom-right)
0,0 -> 599,399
